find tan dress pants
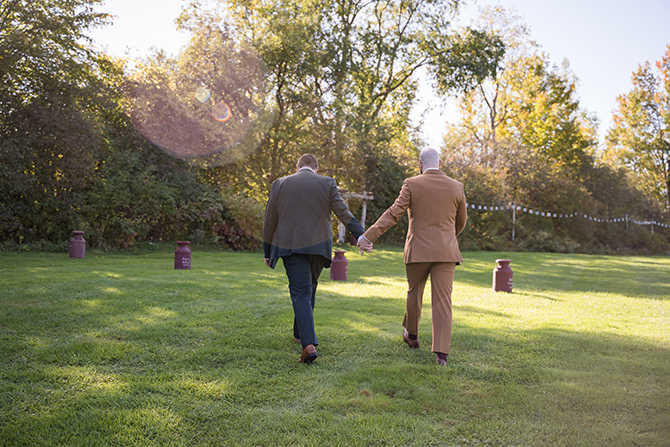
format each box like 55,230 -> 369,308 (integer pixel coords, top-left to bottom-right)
403,262 -> 456,354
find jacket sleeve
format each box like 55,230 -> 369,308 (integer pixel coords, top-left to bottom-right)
262,180 -> 279,259
455,185 -> 467,236
363,179 -> 411,243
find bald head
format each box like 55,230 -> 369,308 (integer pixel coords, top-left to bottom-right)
419,148 -> 440,170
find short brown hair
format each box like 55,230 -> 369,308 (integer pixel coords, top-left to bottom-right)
297,153 -> 318,170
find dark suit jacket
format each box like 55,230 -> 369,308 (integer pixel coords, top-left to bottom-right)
263,168 -> 365,268
364,169 -> 467,264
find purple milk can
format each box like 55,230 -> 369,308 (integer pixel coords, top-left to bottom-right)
330,250 -> 348,281
69,231 -> 86,258
493,259 -> 513,292
174,241 -> 191,270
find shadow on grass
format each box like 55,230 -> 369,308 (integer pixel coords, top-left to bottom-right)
4,297 -> 668,446
452,251 -> 670,300
1,251 -> 669,446
345,247 -> 670,300
511,290 -> 561,301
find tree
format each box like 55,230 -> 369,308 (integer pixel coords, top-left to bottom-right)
159,0 -> 503,201
0,0 -> 257,250
0,0 -> 112,243
0,0 -> 109,104
606,44 -> 670,208
442,6 -> 597,177
437,6 -> 670,254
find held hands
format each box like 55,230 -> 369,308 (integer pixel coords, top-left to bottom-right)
265,237 -> 372,263
357,235 -> 373,255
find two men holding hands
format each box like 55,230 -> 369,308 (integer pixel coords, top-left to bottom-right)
263,148 -> 467,366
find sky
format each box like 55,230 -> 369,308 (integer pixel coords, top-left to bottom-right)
88,0 -> 670,149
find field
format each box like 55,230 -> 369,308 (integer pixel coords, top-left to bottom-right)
1,247 -> 669,446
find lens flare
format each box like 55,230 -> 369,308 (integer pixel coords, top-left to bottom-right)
211,101 -> 232,122
128,37 -> 276,167
195,87 -> 211,103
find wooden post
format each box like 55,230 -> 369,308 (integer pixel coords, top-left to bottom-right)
338,193 -> 348,243
512,202 -> 516,240
339,191 -> 374,242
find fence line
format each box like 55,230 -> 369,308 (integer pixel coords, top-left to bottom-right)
466,201 -> 668,239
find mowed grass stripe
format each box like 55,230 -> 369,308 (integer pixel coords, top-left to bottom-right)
1,248 -> 668,446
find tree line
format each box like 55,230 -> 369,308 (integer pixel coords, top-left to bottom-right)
1,0 -> 668,254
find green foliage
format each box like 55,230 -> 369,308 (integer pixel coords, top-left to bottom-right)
442,152 -> 510,251
505,60 -> 596,173
2,0 -> 666,255
363,154 -> 413,244
0,0 -> 109,104
0,1 -> 262,251
128,16 -> 275,165
431,27 -> 506,93
82,144 -> 189,248
176,0 -> 506,198
0,92 -> 102,243
439,6 -> 669,254
606,44 -> 670,207
76,117 -> 261,251
443,141 -> 669,254
0,0 -> 111,244
443,7 -> 597,179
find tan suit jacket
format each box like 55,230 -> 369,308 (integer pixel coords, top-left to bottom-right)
363,169 -> 467,264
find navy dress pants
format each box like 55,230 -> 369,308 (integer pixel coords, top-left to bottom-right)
282,254 -> 328,348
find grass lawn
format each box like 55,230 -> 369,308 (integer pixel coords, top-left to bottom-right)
1,246 -> 669,446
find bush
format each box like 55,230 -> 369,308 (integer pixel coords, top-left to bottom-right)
363,154 -> 412,245
442,141 -> 670,254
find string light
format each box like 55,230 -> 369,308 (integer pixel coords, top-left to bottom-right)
465,202 -> 669,228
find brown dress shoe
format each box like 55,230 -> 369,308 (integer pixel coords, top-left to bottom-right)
402,328 -> 419,349
299,344 -> 318,363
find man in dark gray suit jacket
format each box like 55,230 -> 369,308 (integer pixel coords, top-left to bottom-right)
263,154 -> 365,363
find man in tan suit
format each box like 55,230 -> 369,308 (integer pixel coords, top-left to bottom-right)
358,148 -> 467,365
